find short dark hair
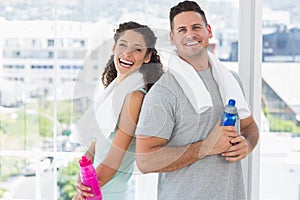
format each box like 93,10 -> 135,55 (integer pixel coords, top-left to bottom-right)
169,1 -> 208,31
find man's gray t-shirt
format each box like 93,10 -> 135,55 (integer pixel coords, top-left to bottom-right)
135,69 -> 246,200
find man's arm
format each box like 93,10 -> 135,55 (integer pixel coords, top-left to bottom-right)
136,120 -> 239,173
136,136 -> 200,173
222,115 -> 259,162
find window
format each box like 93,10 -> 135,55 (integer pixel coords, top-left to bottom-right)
1,1 -> 299,200
13,51 -> 20,58
48,51 -> 54,58
48,39 -> 54,47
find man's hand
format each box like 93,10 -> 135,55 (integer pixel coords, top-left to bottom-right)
222,135 -> 248,161
222,115 -> 259,162
199,118 -> 239,158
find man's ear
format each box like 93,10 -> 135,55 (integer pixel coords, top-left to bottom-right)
207,24 -> 213,39
144,52 -> 152,64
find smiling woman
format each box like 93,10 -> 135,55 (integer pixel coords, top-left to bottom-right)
73,21 -> 163,200
113,30 -> 152,81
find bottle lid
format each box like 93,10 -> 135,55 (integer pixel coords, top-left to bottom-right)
79,155 -> 92,167
228,99 -> 236,106
225,99 -> 237,114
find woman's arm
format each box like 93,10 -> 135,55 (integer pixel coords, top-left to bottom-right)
74,90 -> 145,199
74,142 -> 96,200
85,142 -> 96,162
95,90 -> 145,186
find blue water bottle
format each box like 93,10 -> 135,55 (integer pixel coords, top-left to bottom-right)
221,99 -> 237,126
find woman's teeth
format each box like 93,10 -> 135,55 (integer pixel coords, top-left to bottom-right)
119,58 -> 134,68
120,58 -> 133,65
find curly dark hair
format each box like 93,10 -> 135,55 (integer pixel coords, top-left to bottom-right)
169,1 -> 208,31
101,21 -> 164,91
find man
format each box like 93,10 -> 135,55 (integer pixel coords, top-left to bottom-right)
135,1 -> 259,200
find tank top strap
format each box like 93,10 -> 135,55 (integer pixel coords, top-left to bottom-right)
136,87 -> 147,94
112,87 -> 147,133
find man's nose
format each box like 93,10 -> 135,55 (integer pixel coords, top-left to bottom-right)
186,28 -> 197,38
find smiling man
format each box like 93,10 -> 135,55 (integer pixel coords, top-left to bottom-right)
135,1 -> 259,200
170,9 -> 212,68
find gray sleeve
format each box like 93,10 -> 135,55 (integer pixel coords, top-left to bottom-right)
135,84 -> 175,140
230,70 -> 245,95
230,70 -> 246,130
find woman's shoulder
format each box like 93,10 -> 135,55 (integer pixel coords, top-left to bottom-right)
127,89 -> 146,101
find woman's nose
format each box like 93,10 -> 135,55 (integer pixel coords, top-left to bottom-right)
122,48 -> 133,55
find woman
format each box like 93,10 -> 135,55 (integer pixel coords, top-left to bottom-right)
73,21 -> 163,200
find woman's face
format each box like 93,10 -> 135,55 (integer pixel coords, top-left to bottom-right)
113,30 -> 151,79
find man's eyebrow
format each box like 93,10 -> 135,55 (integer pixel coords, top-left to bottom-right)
176,26 -> 186,31
193,23 -> 203,26
176,23 -> 203,31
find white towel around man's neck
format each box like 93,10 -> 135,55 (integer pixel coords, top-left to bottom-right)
76,71 -> 144,145
168,51 -> 251,119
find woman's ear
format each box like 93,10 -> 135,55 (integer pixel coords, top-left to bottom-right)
144,52 -> 152,64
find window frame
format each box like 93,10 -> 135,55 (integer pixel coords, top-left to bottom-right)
0,1 -> 263,199
239,0 -> 262,200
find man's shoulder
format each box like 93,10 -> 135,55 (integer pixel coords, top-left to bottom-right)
228,70 -> 243,87
145,71 -> 182,100
156,70 -> 180,88
229,70 -> 239,79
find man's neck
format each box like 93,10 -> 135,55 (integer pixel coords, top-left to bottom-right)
178,52 -> 209,72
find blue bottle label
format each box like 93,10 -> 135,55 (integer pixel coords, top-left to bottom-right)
222,113 -> 237,126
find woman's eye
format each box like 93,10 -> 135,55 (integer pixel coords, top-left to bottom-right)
135,48 -> 142,52
118,43 -> 126,48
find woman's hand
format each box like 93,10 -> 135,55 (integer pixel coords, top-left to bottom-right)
72,177 -> 94,200
72,191 -> 84,200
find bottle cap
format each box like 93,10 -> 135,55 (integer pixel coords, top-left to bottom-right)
228,99 -> 236,106
79,156 -> 92,167
225,99 -> 237,114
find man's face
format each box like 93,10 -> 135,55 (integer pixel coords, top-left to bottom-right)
170,11 -> 212,60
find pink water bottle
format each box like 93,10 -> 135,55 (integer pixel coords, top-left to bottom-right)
79,156 -> 102,200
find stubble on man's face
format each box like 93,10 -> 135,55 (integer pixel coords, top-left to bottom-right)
170,11 -> 212,60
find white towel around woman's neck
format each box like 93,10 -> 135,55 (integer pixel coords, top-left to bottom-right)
168,51 -> 251,119
76,71 -> 144,145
